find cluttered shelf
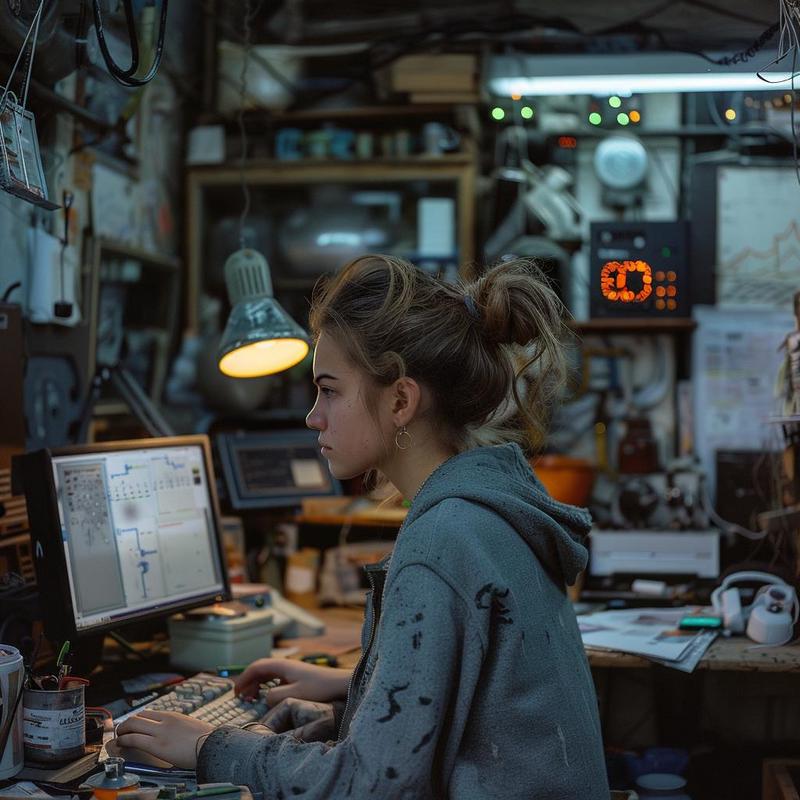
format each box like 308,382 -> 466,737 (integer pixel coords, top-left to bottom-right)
187,152 -> 476,178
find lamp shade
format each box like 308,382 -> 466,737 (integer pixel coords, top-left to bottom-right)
217,248 -> 310,378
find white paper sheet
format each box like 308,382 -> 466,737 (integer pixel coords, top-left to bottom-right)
691,306 -> 793,497
717,166 -> 800,309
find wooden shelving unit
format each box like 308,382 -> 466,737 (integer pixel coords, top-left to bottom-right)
185,154 -> 477,333
569,318 -> 696,335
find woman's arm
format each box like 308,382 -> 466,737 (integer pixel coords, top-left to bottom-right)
197,563 -> 480,799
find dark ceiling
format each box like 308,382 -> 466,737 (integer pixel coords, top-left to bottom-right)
250,0 -> 776,53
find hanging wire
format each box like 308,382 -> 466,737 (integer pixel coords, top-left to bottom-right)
753,0 -> 800,185
0,0 -> 44,113
91,0 -> 169,87
237,0 -> 253,250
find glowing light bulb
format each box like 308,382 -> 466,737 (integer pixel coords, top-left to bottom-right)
588,112 -> 602,125
520,106 -> 534,119
617,112 -> 630,126
491,107 -> 505,121
608,95 -> 622,108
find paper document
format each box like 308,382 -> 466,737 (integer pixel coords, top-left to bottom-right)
648,629 -> 718,673
0,782 -> 66,798
579,607 -> 712,667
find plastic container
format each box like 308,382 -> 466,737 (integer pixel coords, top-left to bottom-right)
168,606 -> 276,671
531,455 -> 596,506
636,772 -> 691,800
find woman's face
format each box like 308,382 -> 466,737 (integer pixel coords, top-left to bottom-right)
305,331 -> 392,480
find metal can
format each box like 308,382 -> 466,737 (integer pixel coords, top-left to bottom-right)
23,686 -> 86,763
0,645 -> 25,779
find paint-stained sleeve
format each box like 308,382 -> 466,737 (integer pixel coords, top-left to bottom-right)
196,562 -> 480,798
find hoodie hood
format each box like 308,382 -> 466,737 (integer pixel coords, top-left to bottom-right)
405,443 -> 591,586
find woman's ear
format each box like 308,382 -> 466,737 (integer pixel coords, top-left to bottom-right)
390,376 -> 422,427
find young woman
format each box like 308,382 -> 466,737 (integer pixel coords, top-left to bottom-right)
112,255 -> 609,798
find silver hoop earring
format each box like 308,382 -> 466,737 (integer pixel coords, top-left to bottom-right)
395,425 -> 413,450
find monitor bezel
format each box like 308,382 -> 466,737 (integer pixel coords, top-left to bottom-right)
22,435 -> 231,641
216,429 -> 342,510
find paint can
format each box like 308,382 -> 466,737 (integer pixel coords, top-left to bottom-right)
0,645 -> 25,779
23,685 -> 86,762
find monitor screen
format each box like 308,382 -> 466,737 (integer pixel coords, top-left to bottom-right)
15,436 -> 229,638
216,429 -> 341,510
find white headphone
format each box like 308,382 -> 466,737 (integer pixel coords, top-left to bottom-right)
711,571 -> 798,643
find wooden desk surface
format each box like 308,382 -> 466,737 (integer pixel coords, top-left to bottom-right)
296,497 -> 406,528
292,607 -> 800,674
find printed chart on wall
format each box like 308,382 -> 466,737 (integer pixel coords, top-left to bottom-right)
716,166 -> 800,309
692,307 -> 794,498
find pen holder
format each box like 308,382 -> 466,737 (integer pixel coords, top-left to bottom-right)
23,685 -> 86,763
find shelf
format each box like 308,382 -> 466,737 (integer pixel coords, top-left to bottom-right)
188,152 -> 475,175
94,238 -> 180,271
198,104 -> 463,125
570,318 -> 696,334
0,533 -> 31,548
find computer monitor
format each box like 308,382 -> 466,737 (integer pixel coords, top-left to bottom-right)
13,435 -> 229,640
216,429 -> 341,510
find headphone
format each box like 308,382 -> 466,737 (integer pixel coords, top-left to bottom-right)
711,571 -> 799,644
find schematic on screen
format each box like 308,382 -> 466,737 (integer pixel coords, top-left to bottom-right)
51,444 -> 226,631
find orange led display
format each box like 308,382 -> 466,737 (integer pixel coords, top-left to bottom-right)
599,260 -> 654,303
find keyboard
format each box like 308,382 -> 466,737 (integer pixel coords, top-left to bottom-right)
113,672 -> 278,728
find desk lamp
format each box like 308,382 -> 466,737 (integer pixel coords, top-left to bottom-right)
217,248 -> 310,378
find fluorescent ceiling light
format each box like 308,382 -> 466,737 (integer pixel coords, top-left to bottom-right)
488,52 -> 794,95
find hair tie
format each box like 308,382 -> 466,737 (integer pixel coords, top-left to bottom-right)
463,295 -> 480,321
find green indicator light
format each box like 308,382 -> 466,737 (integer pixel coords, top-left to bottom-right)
617,112 -> 630,126
661,246 -> 672,258
491,106 -> 505,121
520,106 -> 534,119
588,112 -> 602,125
608,95 -> 622,108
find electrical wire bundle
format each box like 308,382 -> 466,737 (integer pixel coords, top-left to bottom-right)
92,0 -> 169,87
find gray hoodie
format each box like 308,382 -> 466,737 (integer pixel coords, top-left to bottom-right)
197,443 -> 609,799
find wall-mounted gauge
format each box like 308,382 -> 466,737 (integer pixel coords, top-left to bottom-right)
593,135 -> 649,190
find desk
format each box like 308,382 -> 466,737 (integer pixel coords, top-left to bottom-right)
296,497 -> 407,529
295,608 -> 800,674
586,637 -> 800,672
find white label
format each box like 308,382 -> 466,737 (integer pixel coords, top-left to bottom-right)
23,705 -> 85,750
286,565 -> 315,594
290,459 -> 325,488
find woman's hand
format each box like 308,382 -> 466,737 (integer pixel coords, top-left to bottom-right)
262,698 -> 337,742
235,658 -> 352,705
110,711 -> 216,769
